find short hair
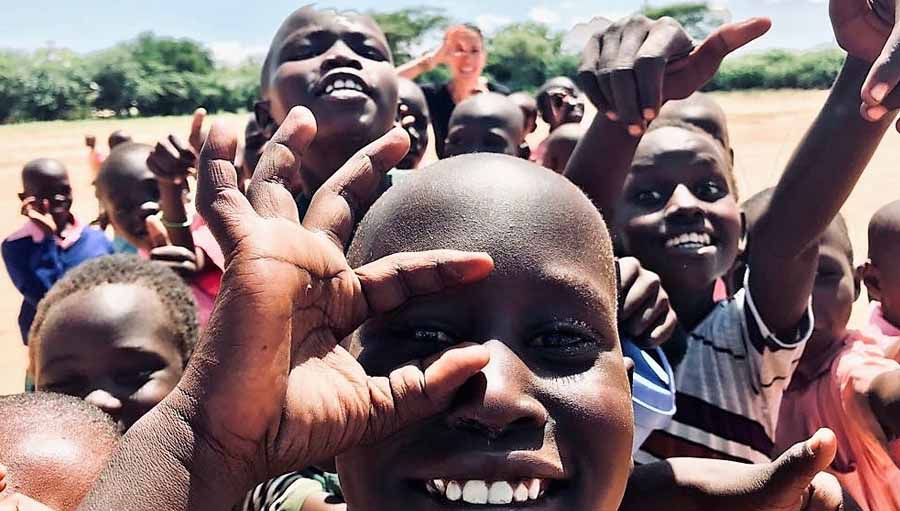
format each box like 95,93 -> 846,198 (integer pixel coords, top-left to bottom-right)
536,77 -> 581,115
29,254 -> 198,366
0,392 -> 120,493
108,130 -> 132,149
95,142 -> 154,193
645,118 -> 738,200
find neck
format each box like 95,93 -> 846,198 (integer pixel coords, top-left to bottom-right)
883,303 -> 900,331
668,281 -> 717,331
794,330 -> 845,385
52,212 -> 73,236
301,140 -> 368,197
450,76 -> 481,103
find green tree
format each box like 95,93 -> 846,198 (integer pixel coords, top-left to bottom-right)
16,48 -> 95,121
643,2 -> 729,40
371,7 -> 450,64
0,51 -> 25,122
485,22 -> 578,92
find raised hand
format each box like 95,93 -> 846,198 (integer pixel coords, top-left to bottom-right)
19,197 -> 56,234
147,134 -> 196,186
617,257 -> 677,348
188,107 -> 208,155
578,15 -> 770,135
186,106 -> 494,483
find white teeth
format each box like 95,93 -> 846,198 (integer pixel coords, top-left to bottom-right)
433,479 -> 445,494
665,232 -> 712,249
446,480 -> 462,501
325,84 -> 334,94
334,79 -> 346,89
463,480 -> 489,504
528,479 -> 541,500
514,482 -> 529,502
488,481 -> 514,504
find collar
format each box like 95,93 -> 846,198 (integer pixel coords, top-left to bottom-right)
5,216 -> 85,249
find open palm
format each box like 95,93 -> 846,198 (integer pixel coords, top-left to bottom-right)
186,106 -> 494,480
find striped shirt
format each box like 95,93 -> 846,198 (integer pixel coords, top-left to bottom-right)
635,276 -> 812,464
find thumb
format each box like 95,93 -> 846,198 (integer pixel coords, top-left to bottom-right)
665,17 -> 771,99
145,215 -> 170,249
862,11 -> 900,107
189,107 -> 208,152
766,429 -> 837,507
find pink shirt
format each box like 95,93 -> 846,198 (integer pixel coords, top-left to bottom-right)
864,302 -> 900,361
776,331 -> 900,511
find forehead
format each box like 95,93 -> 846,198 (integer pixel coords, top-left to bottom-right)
632,127 -> 729,171
277,9 -> 387,46
819,222 -> 853,267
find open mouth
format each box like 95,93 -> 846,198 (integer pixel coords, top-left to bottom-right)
664,232 -> 715,253
421,478 -> 551,505
316,72 -> 370,100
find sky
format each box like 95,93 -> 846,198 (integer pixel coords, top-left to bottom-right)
0,0 -> 836,66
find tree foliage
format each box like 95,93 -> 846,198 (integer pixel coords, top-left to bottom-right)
371,7 -> 451,64
643,2 -> 729,40
484,23 -> 579,92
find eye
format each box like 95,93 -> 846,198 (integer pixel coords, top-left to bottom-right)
411,327 -> 456,346
693,180 -> 727,202
42,377 -> 85,395
359,44 -> 387,62
632,189 -> 665,208
530,322 -> 602,359
114,369 -> 155,388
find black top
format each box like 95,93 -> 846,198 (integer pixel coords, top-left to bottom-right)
421,81 -> 511,159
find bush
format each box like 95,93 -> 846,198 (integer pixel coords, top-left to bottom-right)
707,49 -> 845,91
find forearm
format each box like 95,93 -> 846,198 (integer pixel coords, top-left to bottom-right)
79,389 -> 252,510
749,55 -> 896,332
159,182 -> 195,250
563,113 -> 639,222
621,458 -> 758,511
397,55 -> 434,80
869,369 -> 900,440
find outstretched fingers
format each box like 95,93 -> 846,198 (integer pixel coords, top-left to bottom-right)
765,428 -> 838,509
665,17 -> 771,100
303,126 -> 410,251
197,120 -> 255,258
246,106 -> 318,222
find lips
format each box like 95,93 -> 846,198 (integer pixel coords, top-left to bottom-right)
314,71 -> 372,99
423,478 -> 548,505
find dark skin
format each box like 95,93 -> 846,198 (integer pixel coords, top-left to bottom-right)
32,284 -> 185,433
536,77 -> 585,131
257,6 -> 398,196
397,77 -> 431,170
656,92 -> 732,157
566,10 -> 898,337
508,92 -> 538,135
541,123 -> 584,174
18,159 -> 73,237
444,93 -> 524,158
81,107 -> 856,511
107,130 -> 132,150
862,199 -> 900,335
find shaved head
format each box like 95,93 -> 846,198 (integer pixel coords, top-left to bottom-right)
0,392 -> 119,510
445,93 -> 525,157
657,92 -> 730,150
21,159 -> 68,196
349,153 -> 616,292
869,200 -> 900,266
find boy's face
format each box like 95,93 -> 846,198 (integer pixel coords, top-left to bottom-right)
98,156 -> 160,251
615,127 -> 740,293
445,118 -> 521,158
811,223 -> 856,343
33,284 -> 184,433
338,159 -> 633,511
266,9 -> 398,145
445,28 -> 486,81
21,167 -> 72,217
397,84 -> 431,170
540,82 -> 585,128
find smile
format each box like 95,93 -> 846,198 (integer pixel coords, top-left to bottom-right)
424,478 -> 548,505
316,72 -> 370,100
665,232 -> 713,250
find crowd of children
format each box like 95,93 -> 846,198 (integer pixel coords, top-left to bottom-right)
4,0 -> 900,509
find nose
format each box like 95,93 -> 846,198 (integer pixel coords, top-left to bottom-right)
84,388 -> 124,415
445,340 -> 548,439
321,40 -> 363,73
664,184 -> 704,224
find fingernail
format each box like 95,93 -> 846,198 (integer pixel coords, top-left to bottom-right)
628,124 -> 644,137
606,111 -> 619,121
643,108 -> 656,121
872,83 -> 890,103
867,105 -> 888,121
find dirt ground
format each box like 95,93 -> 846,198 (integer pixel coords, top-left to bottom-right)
1,89 -> 896,395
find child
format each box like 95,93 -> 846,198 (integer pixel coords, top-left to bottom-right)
81,109 -> 854,511
0,392 -> 120,511
656,92 -> 732,160
255,5 -> 399,212
443,92 -> 524,158
396,78 -> 431,171
775,215 -> 900,511
565,11 -> 898,466
539,123 -> 585,174
861,199 -> 900,358
28,254 -> 198,433
3,159 -> 113,343
85,131 -> 133,177
530,76 -> 584,165
508,91 -> 538,138
240,115 -> 267,192
96,142 -> 223,323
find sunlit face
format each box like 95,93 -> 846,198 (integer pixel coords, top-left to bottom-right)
397,80 -> 431,170
33,284 -> 184,433
97,150 -> 160,252
445,28 -> 487,81
444,119 -> 520,158
338,158 -> 634,511
615,127 -> 741,297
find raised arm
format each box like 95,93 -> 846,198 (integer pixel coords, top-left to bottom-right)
564,16 -> 770,221
749,0 -> 900,337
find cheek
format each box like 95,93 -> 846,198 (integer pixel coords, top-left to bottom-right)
618,212 -> 662,255
132,368 -> 181,408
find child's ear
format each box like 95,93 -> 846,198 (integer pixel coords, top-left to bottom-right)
861,260 -> 882,302
254,100 -> 276,138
